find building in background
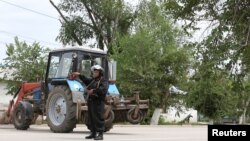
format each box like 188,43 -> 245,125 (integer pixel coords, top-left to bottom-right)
0,68 -> 13,107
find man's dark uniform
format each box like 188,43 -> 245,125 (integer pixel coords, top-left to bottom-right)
79,74 -> 108,139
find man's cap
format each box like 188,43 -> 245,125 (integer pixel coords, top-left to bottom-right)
91,65 -> 104,72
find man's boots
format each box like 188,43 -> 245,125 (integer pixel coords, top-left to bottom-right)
85,132 -> 96,139
94,132 -> 103,140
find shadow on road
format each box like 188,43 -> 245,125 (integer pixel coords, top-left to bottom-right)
0,125 -> 135,136
69,131 -> 135,136
0,125 -> 51,133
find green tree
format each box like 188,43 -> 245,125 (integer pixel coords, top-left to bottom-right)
187,59 -> 239,120
113,0 -> 190,123
165,0 -> 250,123
0,37 -> 50,95
50,0 -> 136,53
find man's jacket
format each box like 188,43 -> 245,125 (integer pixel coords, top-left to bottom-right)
79,75 -> 108,101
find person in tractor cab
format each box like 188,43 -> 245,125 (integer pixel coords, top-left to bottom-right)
72,65 -> 108,140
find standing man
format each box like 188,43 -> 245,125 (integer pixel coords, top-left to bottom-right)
72,65 -> 108,140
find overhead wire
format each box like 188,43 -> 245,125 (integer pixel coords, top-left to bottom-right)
0,0 -> 59,21
0,30 -> 61,47
0,0 -> 63,48
0,35 -> 59,49
0,0 -> 63,63
0,41 -> 8,45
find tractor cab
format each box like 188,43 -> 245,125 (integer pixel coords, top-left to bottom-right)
45,47 -> 110,93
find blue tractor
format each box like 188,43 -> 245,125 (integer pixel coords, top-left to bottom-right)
44,47 -> 149,132
3,47 -> 149,132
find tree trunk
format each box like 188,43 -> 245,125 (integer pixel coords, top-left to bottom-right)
209,119 -> 214,125
150,108 -> 163,125
239,97 -> 250,124
162,91 -> 170,113
49,0 -> 83,46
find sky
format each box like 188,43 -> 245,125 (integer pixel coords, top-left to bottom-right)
0,0 -> 61,63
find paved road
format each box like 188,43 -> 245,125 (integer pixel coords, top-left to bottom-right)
0,124 -> 207,141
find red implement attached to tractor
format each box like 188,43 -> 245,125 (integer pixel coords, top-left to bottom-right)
3,82 -> 42,129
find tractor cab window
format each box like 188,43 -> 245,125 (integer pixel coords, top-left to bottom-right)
79,54 -> 104,77
48,52 -> 73,78
48,55 -> 60,78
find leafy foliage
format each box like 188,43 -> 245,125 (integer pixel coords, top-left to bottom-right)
113,1 -> 190,116
0,37 -> 50,95
51,0 -> 136,52
165,0 -> 250,122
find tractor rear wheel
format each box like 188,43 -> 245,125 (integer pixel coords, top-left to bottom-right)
13,102 -> 33,130
46,86 -> 76,133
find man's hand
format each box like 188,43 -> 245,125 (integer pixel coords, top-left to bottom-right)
69,72 -> 80,80
87,89 -> 94,95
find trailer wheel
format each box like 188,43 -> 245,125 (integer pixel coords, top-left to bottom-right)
126,108 -> 143,124
105,109 -> 115,124
46,85 -> 76,133
104,110 -> 114,132
104,122 -> 113,132
13,102 -> 33,130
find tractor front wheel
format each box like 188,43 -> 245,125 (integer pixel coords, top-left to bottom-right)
13,102 -> 33,130
46,86 -> 76,133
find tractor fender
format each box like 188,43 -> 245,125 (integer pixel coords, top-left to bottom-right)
108,84 -> 120,96
51,79 -> 86,103
17,101 -> 34,120
66,80 -> 86,103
